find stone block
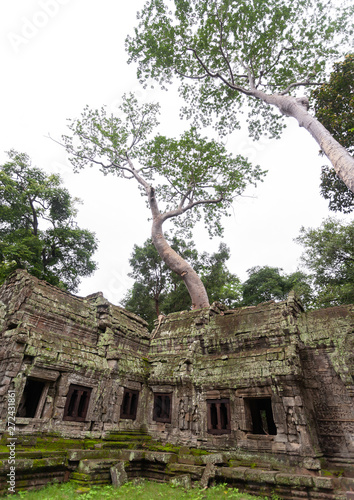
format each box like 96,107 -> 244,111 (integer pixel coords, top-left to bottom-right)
144,451 -> 177,464
178,455 -> 195,465
302,457 -> 321,470
282,397 -> 295,407
294,395 -> 303,406
200,453 -> 224,465
110,462 -> 127,488
312,476 -> 333,490
200,462 -> 216,489
258,470 -> 277,484
168,463 -> 204,478
170,474 -> 192,489
276,473 -> 313,488
217,466 -> 247,481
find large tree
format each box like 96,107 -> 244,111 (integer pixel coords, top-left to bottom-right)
311,54 -> 354,212
295,218 -> 354,308
127,0 -> 354,191
0,150 -> 98,292
62,94 -> 263,309
122,238 -> 241,328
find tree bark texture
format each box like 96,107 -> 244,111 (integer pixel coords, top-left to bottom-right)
129,165 -> 211,310
151,216 -> 210,310
254,91 -> 354,193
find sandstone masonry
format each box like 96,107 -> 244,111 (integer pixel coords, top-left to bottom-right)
0,270 -> 353,498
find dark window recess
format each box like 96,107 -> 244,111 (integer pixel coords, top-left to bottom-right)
153,393 -> 172,423
207,399 -> 231,434
16,379 -> 45,418
63,384 -> 92,422
120,389 -> 139,420
248,398 -> 277,435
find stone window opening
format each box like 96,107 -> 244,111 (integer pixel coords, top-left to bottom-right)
246,397 -> 277,436
153,393 -> 172,423
207,399 -> 231,434
16,378 -> 49,418
120,389 -> 139,420
63,384 -> 92,422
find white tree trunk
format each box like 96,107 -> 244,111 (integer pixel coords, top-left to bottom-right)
129,168 -> 211,311
254,91 -> 354,193
151,215 -> 210,310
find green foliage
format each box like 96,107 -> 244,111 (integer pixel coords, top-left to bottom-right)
241,265 -> 312,307
319,165 -> 354,214
123,281 -> 160,331
295,217 -> 354,307
63,94 -> 265,240
311,54 -> 354,212
122,238 -> 242,329
5,480 -> 268,499
127,0 -> 353,137
63,93 -> 264,307
312,54 -> 354,155
0,150 -> 97,292
198,242 -> 242,307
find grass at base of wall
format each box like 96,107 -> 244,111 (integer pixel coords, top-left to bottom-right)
4,480 -> 280,500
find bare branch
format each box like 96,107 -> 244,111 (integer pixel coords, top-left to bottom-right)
128,107 -> 152,150
185,47 -> 253,95
260,44 -> 296,81
126,157 -> 151,191
280,80 -> 323,95
162,193 -> 224,222
178,186 -> 193,210
239,59 -> 256,90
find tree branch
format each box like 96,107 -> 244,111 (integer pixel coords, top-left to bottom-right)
178,186 -> 193,210
280,80 -> 323,95
27,196 -> 39,236
260,44 -> 296,81
239,59 -> 256,90
185,47 -> 252,94
162,194 -> 224,222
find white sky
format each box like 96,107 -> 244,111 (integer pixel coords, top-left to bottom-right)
1,0 -> 350,305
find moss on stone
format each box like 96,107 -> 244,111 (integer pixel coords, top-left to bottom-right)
190,448 -> 209,457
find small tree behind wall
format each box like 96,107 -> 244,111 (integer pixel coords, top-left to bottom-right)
62,94 -> 265,309
122,238 -> 242,329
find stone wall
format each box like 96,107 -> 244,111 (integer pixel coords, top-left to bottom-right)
0,270 -> 353,474
0,270 -> 150,437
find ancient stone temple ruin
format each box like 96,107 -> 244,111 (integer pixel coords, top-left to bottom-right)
0,270 -> 353,498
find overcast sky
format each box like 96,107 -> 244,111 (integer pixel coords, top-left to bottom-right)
1,0 -> 350,305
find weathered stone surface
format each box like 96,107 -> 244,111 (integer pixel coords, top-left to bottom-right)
169,474 -> 192,488
200,462 -> 216,488
110,462 -> 128,487
0,270 -> 353,499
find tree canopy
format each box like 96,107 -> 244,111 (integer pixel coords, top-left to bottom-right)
295,217 -> 354,308
241,265 -> 312,307
0,150 -> 98,291
63,93 -> 264,308
197,242 -> 242,308
122,238 -> 241,329
127,0 -> 354,191
311,54 -> 354,213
